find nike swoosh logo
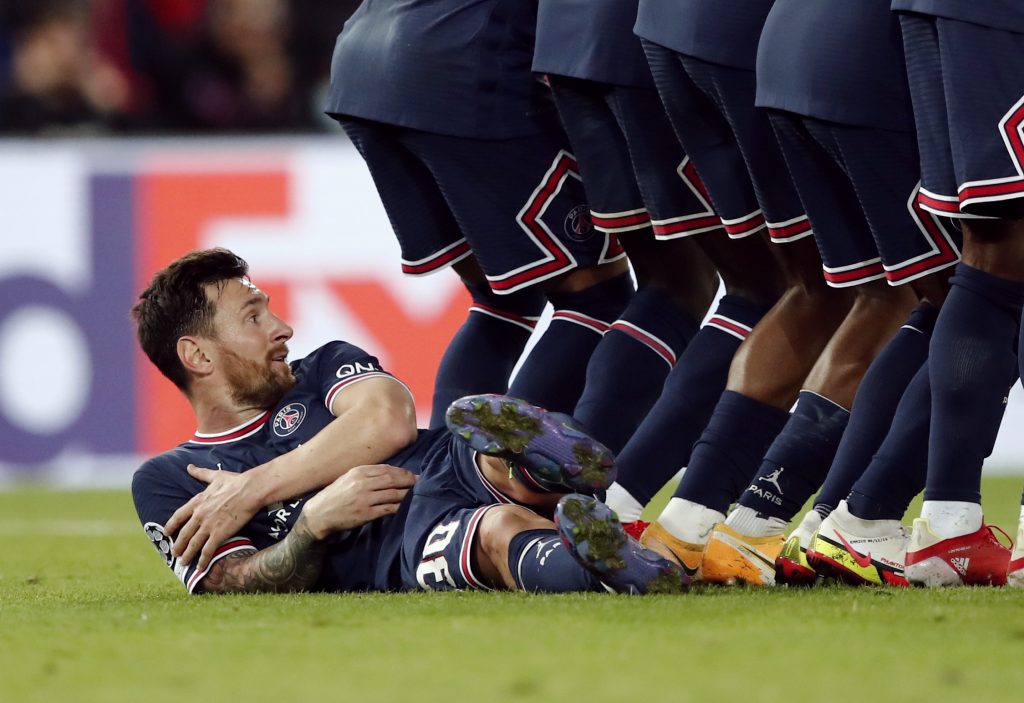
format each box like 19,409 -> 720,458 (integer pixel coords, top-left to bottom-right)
679,562 -> 699,578
738,544 -> 775,569
836,532 -> 873,568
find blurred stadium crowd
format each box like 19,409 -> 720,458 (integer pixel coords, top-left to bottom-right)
0,0 -> 361,134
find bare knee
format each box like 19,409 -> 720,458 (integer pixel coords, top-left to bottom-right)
474,506 -> 554,590
848,279 -> 917,319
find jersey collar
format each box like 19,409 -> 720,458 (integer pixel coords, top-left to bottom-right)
190,410 -> 271,445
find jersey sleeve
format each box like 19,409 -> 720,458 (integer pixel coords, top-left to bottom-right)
131,457 -> 257,595
311,341 -> 414,415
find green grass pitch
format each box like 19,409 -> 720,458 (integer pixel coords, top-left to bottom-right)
2,478 -> 1024,703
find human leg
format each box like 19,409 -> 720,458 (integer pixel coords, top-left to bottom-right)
338,116 -> 542,428
429,262 -> 546,427
408,122 -> 634,414
636,51 -> 848,575
546,77 -> 719,450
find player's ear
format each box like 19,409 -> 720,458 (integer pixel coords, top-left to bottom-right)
177,336 -> 213,378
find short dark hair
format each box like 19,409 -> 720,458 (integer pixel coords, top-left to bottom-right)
131,248 -> 249,391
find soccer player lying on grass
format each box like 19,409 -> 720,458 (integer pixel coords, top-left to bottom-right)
130,248 -> 684,595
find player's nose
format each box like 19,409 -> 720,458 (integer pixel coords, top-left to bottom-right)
271,315 -> 293,342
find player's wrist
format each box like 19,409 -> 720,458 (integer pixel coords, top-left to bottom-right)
297,503 -> 332,542
243,464 -> 277,507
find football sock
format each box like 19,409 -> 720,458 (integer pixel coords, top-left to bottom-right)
921,500 -> 983,540
657,497 -> 724,545
509,272 -> 634,413
429,281 -> 545,428
573,286 -> 698,453
813,302 -> 937,516
737,390 -> 850,522
846,363 -> 931,521
926,264 -> 1023,504
612,295 -> 767,508
604,482 -> 645,523
671,390 -> 791,515
724,505 -> 788,538
507,528 -> 601,592
834,501 -> 902,537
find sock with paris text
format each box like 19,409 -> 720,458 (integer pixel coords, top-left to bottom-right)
734,390 -> 850,533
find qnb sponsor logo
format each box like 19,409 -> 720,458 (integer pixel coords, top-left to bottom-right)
272,403 -> 306,437
336,361 -> 378,379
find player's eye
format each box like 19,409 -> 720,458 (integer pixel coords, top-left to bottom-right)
249,313 -> 259,323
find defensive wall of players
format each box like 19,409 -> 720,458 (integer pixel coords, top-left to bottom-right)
1,136 -> 1022,486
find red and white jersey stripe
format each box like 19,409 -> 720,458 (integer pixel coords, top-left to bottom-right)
190,411 -> 271,445
550,310 -> 611,335
822,257 -> 886,288
458,505 -> 498,590
469,304 -> 541,333
185,536 -> 257,594
610,320 -> 677,368
325,372 -> 412,414
884,184 -> 960,285
766,215 -> 813,243
704,315 -> 753,340
918,94 -> 1024,218
720,210 -> 767,238
591,207 -> 652,234
473,454 -> 517,505
401,239 -> 473,275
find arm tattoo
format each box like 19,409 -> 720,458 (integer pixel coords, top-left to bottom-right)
197,513 -> 327,594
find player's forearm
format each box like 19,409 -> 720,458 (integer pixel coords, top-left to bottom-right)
197,513 -> 326,594
249,402 -> 417,505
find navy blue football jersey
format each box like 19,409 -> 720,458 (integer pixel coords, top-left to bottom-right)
891,0 -> 1024,34
132,341 -> 421,594
326,0 -> 557,139
533,0 -> 653,88
756,0 -> 915,132
634,0 -> 775,71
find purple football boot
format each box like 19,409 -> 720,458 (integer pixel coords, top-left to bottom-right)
555,494 -> 689,594
445,394 -> 616,494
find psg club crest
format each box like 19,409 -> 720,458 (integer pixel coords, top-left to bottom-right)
564,204 -> 593,241
273,403 -> 306,437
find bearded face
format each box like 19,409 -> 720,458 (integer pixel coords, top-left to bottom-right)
219,344 -> 297,409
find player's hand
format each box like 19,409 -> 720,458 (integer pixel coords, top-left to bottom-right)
301,464 -> 417,541
166,465 -> 263,571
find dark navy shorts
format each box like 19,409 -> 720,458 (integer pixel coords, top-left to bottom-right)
899,13 -> 1024,219
401,438 -> 530,590
338,116 -> 623,294
769,111 -> 961,287
642,40 -> 812,244
548,77 -> 723,240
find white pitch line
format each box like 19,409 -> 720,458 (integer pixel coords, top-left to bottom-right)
0,520 -> 138,536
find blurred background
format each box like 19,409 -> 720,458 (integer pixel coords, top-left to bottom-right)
0,0 -> 1022,490
0,0 -> 360,135
0,0 -> 472,488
